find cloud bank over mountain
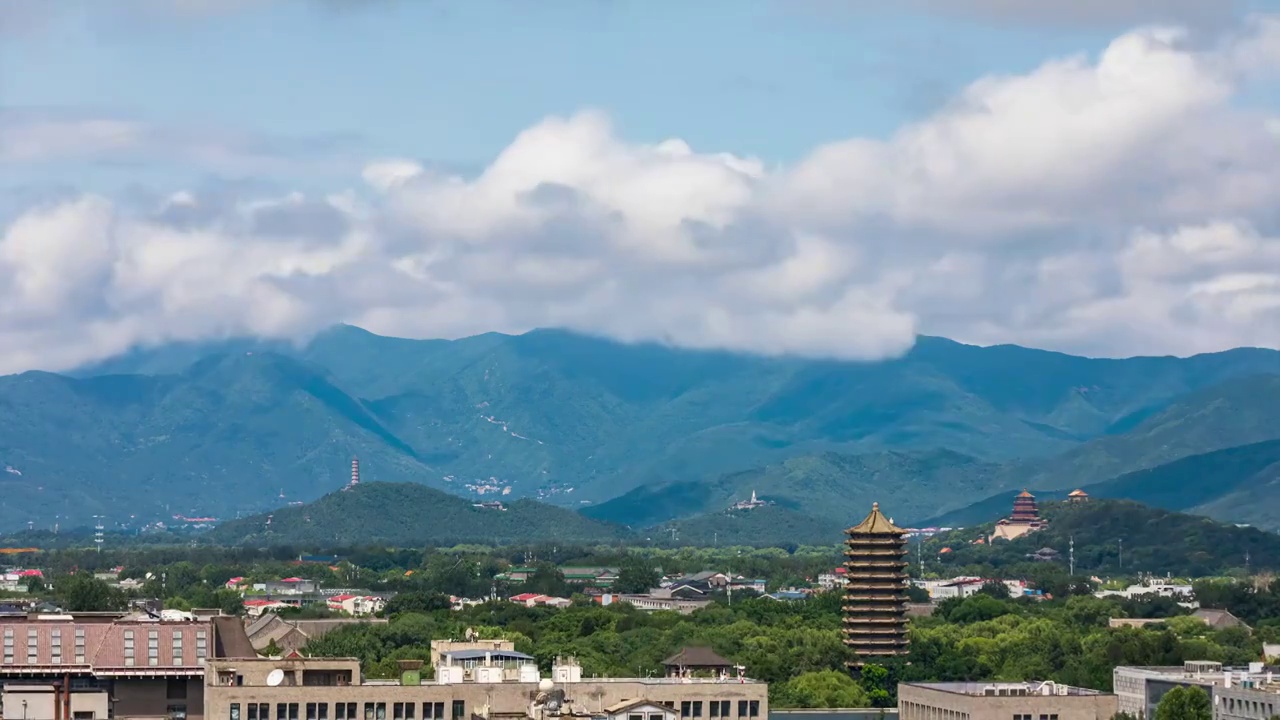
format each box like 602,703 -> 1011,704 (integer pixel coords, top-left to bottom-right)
2,16 -> 1280,373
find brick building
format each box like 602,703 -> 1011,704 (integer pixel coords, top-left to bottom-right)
0,611 -> 256,720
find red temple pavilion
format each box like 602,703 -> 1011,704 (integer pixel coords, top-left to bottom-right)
1011,490 -> 1040,522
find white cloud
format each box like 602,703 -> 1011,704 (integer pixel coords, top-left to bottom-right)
3,18 -> 1280,373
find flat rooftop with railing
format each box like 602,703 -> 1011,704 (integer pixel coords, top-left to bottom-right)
908,681 -> 1104,696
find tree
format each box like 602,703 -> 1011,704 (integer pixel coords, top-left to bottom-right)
859,663 -> 895,708
57,572 -> 126,612
524,564 -> 568,597
385,592 -> 453,616
262,639 -> 283,657
774,670 -> 869,708
1154,685 -> 1211,720
616,558 -> 660,594
977,580 -> 1011,599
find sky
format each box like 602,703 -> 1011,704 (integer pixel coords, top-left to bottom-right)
2,0 -> 1280,372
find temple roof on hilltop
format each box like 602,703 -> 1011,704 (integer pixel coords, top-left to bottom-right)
847,503 -> 905,536
1016,490 -> 1034,499
1068,489 -> 1088,497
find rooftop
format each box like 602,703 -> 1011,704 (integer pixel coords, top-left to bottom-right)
907,681 -> 1105,697
444,649 -> 534,661
846,503 -> 905,536
662,646 -> 733,668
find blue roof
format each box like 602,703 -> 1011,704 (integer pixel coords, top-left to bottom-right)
446,649 -> 534,661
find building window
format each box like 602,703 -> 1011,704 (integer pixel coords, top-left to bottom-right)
452,701 -> 465,720
376,704 -> 386,720
424,703 -> 443,719
335,705 -> 345,720
231,704 -> 241,720
308,704 -> 319,720
747,702 -> 758,718
394,705 -> 406,720
319,705 -> 329,720
167,704 -> 188,720
365,704 -> 375,720
736,702 -> 746,718
682,703 -> 692,719
404,704 -> 414,720
279,704 -> 289,720
290,705 -> 300,720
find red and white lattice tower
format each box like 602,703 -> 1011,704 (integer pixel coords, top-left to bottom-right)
350,457 -> 360,486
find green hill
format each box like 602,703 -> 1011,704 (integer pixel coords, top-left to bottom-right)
8,325 -> 1280,531
660,505 -> 847,548
924,437 -> 1280,530
0,352 -> 433,528
934,499 -> 1280,576
584,449 -> 1002,528
205,482 -> 631,546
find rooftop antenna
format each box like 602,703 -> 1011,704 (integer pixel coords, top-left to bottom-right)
668,527 -> 677,544
94,515 -> 105,553
1069,536 -> 1075,576
917,533 -> 924,577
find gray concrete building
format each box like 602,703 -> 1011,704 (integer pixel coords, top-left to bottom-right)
897,681 -> 1116,720
203,641 -> 768,720
1113,660 -> 1280,720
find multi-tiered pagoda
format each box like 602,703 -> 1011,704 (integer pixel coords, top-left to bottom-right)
842,502 -> 909,666
990,489 -> 1046,541
1011,489 -> 1040,522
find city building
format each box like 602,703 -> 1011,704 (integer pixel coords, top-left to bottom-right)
595,594 -> 711,615
559,567 -> 620,589
202,640 -> 768,720
326,595 -> 387,617
0,610 -> 257,720
898,681 -> 1116,720
842,503 -> 909,665
1114,660 -> 1280,719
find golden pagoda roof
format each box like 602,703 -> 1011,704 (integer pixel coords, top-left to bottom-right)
847,502 -> 905,535
1068,489 -> 1088,497
1016,489 -> 1034,498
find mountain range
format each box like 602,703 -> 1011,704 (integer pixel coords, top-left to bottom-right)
4,324 -> 1280,532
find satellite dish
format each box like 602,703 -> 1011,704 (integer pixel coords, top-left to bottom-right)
266,669 -> 285,687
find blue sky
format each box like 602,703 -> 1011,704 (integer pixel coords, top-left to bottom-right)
3,0 -> 1135,172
